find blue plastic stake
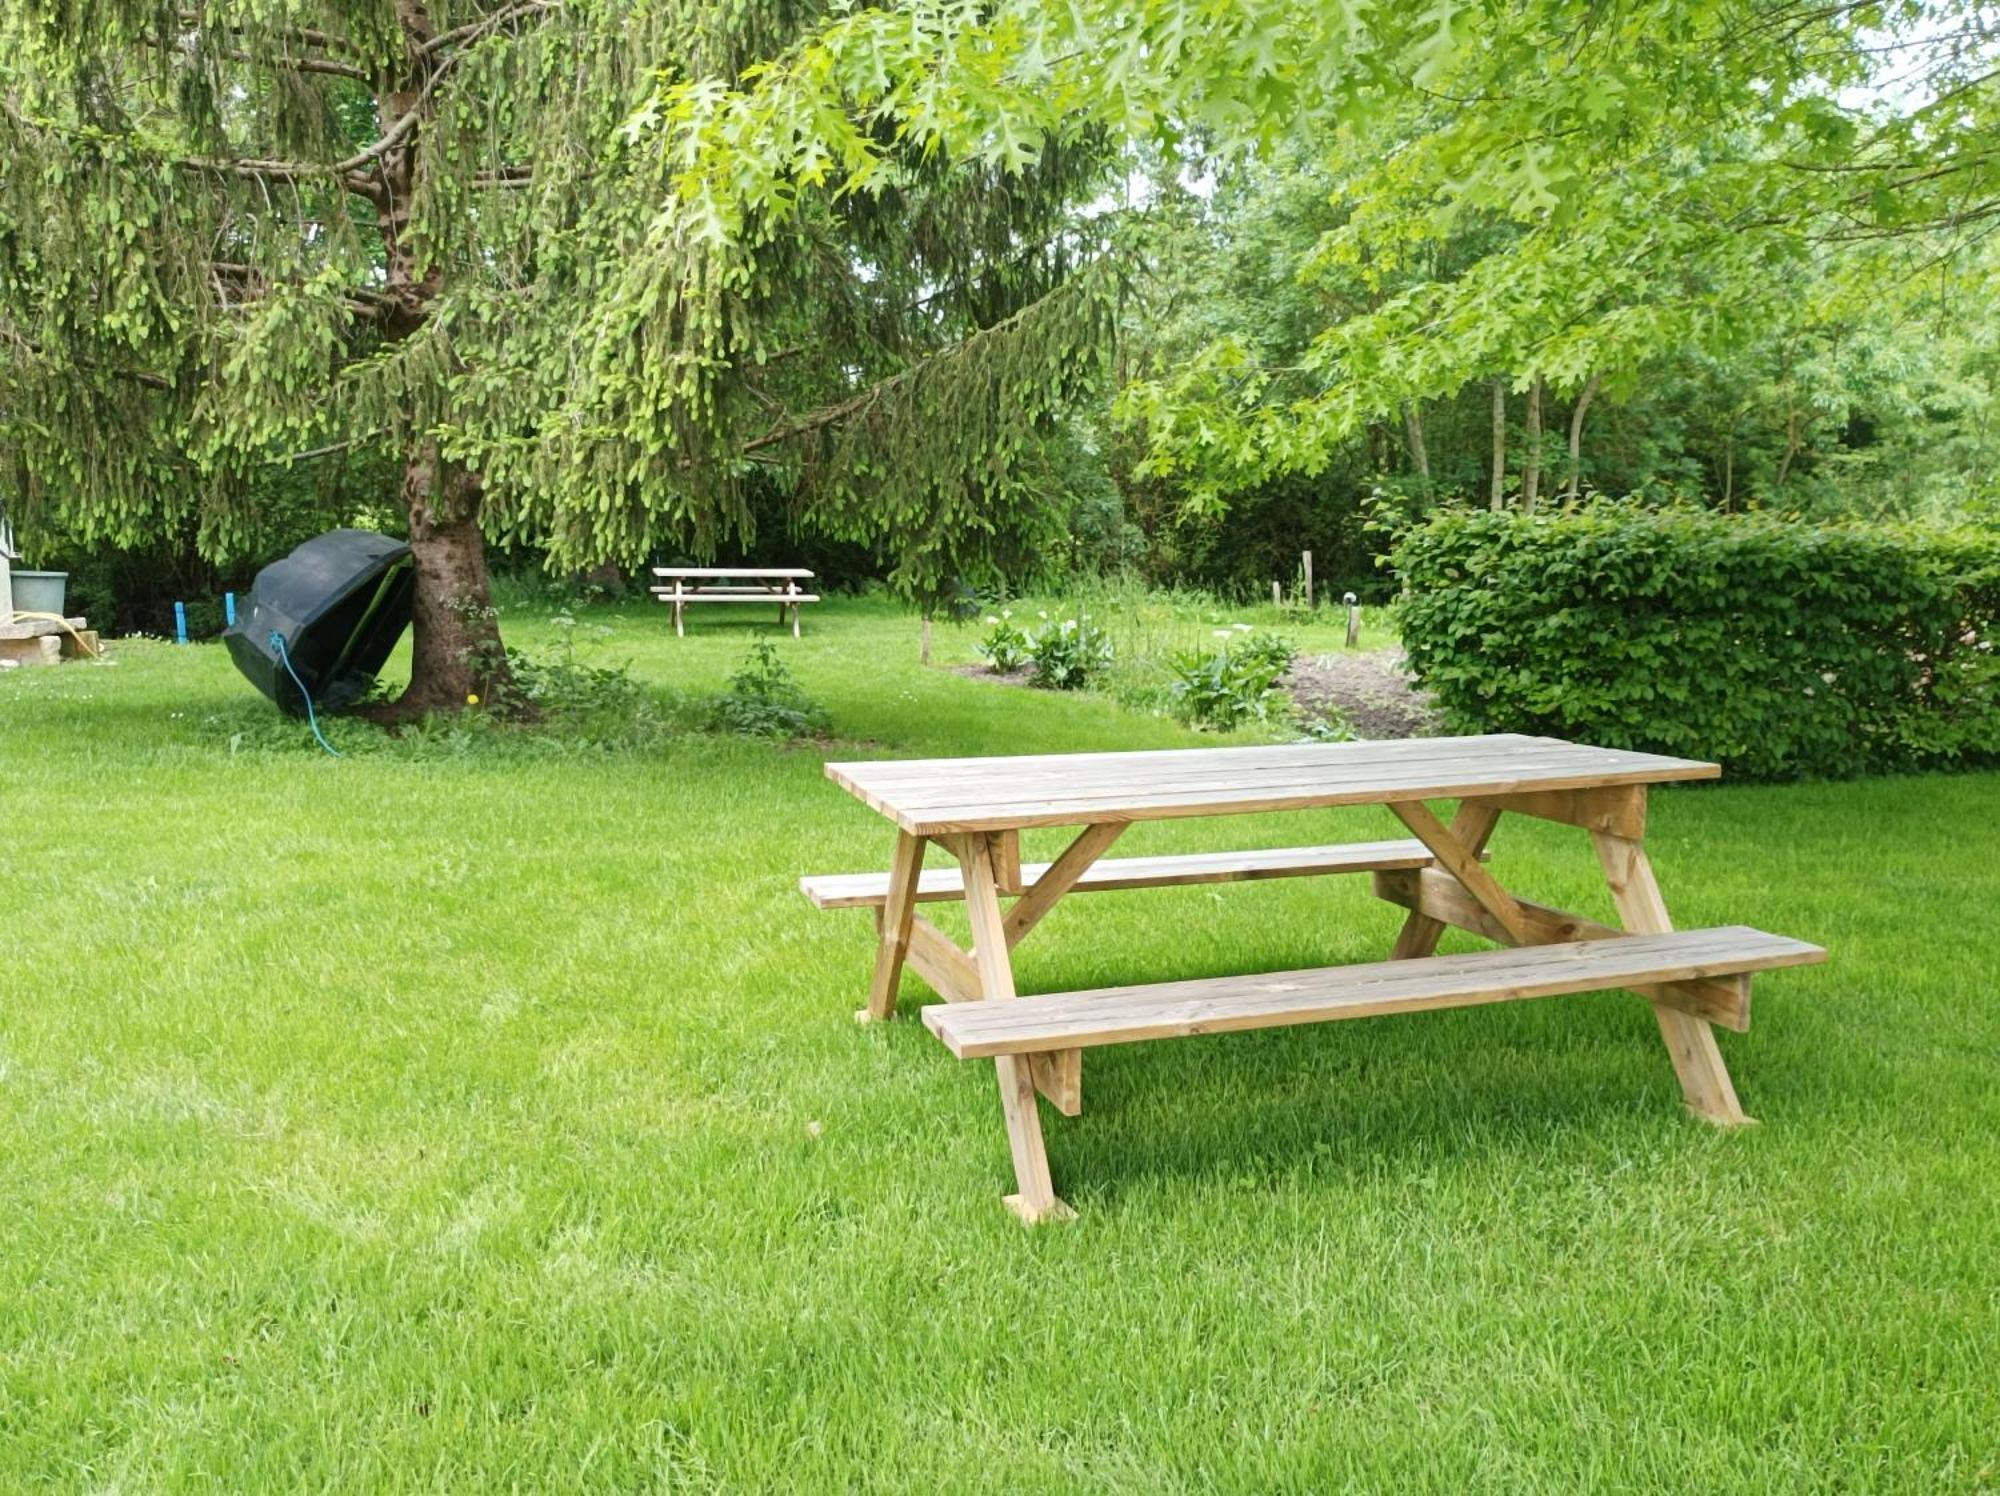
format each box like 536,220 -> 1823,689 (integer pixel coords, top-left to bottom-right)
174,601 -> 188,645
225,592 -> 236,627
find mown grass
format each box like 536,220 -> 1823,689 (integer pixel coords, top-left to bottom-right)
1,593 -> 1995,1490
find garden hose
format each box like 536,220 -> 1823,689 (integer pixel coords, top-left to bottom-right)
2,610 -> 101,657
270,631 -> 343,759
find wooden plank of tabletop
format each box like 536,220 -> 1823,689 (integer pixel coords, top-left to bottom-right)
825,736 -> 1719,835
834,736 -> 1698,798
840,734 -> 1599,793
649,567 -> 814,578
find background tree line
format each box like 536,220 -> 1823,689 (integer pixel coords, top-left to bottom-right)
6,1 -> 1996,670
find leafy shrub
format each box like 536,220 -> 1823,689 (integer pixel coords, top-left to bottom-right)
976,610 -> 1032,672
1026,614 -> 1113,690
708,640 -> 831,739
1298,710 -> 1355,743
1394,506 -> 2000,779
1168,629 -> 1295,730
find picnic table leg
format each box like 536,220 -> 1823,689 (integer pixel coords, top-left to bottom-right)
994,821 -> 1127,1115
1387,800 -> 1505,958
860,832 -> 926,1023
956,832 -> 1071,1223
1591,827 -> 1751,1126
673,584 -> 685,638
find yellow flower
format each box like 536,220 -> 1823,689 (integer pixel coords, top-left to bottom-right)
467,692 -> 480,705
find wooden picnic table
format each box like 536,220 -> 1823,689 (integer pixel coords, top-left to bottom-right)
802,734 -> 1824,1222
649,567 -> 818,637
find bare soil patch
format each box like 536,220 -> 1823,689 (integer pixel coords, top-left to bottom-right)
1284,648 -> 1443,739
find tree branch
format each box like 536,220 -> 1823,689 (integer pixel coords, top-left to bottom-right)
738,277 -> 1091,455
174,10 -> 367,59
419,0 -> 560,57
141,30 -> 372,81
1,325 -> 172,389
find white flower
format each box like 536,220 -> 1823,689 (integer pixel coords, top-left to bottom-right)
984,615 -> 1000,625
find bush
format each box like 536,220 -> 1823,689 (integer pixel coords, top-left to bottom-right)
708,640 -> 831,739
1394,506 -> 2000,779
1026,613 -> 1113,690
1168,629 -> 1295,730
976,610 -> 1032,672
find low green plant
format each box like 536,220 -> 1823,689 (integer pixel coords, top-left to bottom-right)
1026,613 -> 1113,690
975,609 -> 1032,672
1394,504 -> 2000,779
1167,629 -> 1295,730
708,639 -> 831,739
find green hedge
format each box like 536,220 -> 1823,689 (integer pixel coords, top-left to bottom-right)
1393,507 -> 2000,780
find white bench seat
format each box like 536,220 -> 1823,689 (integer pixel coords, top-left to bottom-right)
800,838 -> 1457,910
923,927 -> 1826,1058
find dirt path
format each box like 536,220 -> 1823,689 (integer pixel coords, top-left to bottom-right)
1284,647 -> 1442,739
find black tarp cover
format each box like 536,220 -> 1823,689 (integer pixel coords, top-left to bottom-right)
224,529 -> 415,714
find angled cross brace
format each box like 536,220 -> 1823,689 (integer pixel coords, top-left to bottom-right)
857,822 -> 1125,1173
1376,794 -> 1752,1125
1372,868 -> 1750,1031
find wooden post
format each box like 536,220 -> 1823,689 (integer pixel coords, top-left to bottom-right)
1344,591 -> 1360,649
1302,550 -> 1314,609
1271,580 -> 1282,607
1590,826 -> 1751,1126
920,614 -> 932,665
0,553 -> 12,625
672,580 -> 685,638
954,834 -> 1071,1223
861,832 -> 926,1022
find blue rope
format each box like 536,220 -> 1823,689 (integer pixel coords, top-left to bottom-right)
270,630 -> 342,758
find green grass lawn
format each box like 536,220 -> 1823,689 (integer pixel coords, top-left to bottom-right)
2,595 -> 1996,1490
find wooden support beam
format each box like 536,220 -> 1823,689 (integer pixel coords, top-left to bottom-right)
1371,868 -> 1751,1030
1390,799 -> 1529,944
905,914 -> 981,1004
1592,829 -> 1751,1124
1027,1051 -> 1083,1118
1001,821 -> 1127,947
991,831 -> 1024,896
952,833 -> 1071,1222
1389,800 -> 1503,960
860,832 -> 925,1022
1482,786 -> 1647,839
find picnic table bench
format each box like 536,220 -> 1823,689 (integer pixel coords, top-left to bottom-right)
650,567 -> 818,637
802,734 -> 1826,1222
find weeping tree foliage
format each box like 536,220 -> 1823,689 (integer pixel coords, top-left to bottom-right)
0,0 -> 1118,714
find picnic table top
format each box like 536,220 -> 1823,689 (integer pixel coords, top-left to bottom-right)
650,567 -> 814,579
826,734 -> 1720,835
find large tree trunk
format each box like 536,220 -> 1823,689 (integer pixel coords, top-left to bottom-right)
1521,374 -> 1544,514
370,440 -> 514,721
1564,373 -> 1601,502
1489,378 -> 1508,510
353,0 -> 511,720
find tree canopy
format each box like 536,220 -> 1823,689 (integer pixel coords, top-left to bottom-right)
3,0 -> 1995,705
0,0 -> 1120,708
